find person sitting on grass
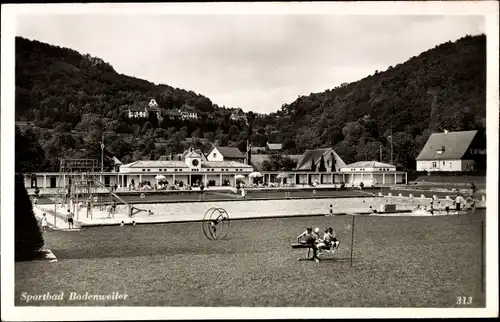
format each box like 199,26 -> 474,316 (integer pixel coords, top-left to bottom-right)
328,227 -> 340,251
297,227 -> 315,245
316,228 -> 330,255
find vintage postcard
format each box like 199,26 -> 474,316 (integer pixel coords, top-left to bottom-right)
1,1 -> 498,320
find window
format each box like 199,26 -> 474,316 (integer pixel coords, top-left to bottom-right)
432,162 -> 437,168
142,169 -> 145,172
179,169 -> 183,172
443,161 -> 445,165
147,169 -> 151,171
213,153 -> 216,158
159,169 -> 162,171
174,169 -> 178,172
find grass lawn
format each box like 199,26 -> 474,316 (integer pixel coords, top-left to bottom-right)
15,210 -> 485,307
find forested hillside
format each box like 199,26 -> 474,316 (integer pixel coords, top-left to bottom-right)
273,34 -> 486,169
15,34 -> 486,172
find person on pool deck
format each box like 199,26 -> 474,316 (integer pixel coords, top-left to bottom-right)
41,213 -> 48,232
329,205 -> 333,216
66,209 -> 74,229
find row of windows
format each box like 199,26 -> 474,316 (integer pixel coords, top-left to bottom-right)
377,168 -> 393,171
432,161 -> 448,168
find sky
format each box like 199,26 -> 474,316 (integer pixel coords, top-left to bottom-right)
16,13 -> 485,114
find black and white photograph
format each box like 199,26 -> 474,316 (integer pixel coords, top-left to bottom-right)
1,2 -> 498,320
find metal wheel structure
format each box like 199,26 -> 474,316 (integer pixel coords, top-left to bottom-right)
202,207 -> 230,240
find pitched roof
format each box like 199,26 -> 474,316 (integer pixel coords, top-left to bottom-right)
342,161 -> 395,168
211,146 -> 245,159
121,160 -> 188,168
416,130 -> 478,160
267,143 -> 282,150
201,161 -> 252,168
120,160 -> 252,169
295,148 -> 346,170
183,149 -> 205,159
112,156 -> 123,165
128,106 -> 145,112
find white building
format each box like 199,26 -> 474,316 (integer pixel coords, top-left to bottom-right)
118,148 -> 252,187
416,130 -> 486,172
338,161 -> 406,185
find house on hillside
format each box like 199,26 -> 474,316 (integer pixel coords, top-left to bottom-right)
416,130 -> 486,172
206,146 -> 246,164
180,104 -> 198,120
267,142 -> 282,151
251,146 -> 267,154
164,109 -> 182,120
127,99 -> 162,120
250,142 -> 283,154
230,108 -> 248,123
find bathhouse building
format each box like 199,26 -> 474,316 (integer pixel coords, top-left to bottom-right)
117,147 -> 253,187
294,148 -> 346,184
337,161 -> 407,185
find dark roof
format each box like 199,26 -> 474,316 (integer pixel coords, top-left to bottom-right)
416,130 -> 478,160
295,148 -> 346,170
164,110 -> 182,116
128,106 -> 145,112
211,146 -> 245,159
251,146 -> 267,153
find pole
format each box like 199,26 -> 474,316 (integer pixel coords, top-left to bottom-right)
54,202 -> 57,228
390,134 -> 393,165
481,220 -> 485,293
101,135 -> 104,173
349,215 -> 355,267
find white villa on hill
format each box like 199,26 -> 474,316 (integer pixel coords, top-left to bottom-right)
127,99 -> 161,120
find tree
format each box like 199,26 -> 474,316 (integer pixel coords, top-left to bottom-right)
15,174 -> 44,261
16,126 -> 47,173
310,157 -> 316,172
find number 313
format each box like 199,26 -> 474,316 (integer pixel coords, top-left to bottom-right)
457,296 -> 473,305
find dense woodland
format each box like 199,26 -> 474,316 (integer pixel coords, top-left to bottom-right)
15,34 -> 486,173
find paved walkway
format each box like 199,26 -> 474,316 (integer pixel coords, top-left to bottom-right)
32,193 -> 483,229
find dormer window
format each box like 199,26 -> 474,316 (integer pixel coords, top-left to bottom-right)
436,146 -> 445,154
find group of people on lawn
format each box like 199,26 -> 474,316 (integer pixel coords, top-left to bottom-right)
297,226 -> 339,261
